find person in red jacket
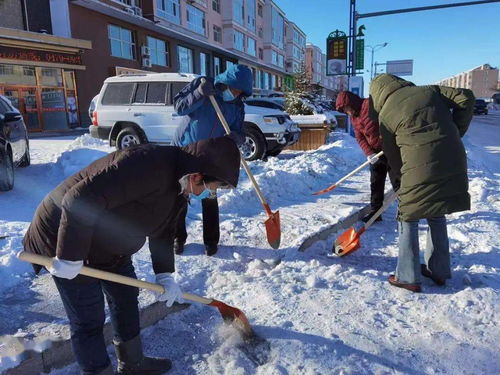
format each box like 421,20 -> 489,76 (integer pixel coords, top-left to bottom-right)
336,91 -> 395,222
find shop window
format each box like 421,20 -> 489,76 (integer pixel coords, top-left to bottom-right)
214,56 -> 221,75
0,64 -> 37,86
108,24 -> 135,60
66,91 -> 79,128
41,88 -> 67,130
200,52 -> 209,76
39,68 -> 64,87
63,71 -> 76,90
101,83 -> 135,105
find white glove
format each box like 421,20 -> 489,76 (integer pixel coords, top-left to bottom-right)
367,154 -> 379,165
155,273 -> 184,307
48,257 -> 83,279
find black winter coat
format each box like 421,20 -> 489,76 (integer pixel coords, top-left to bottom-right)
23,137 -> 240,273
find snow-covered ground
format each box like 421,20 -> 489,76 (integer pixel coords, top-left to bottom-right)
1,113 -> 499,374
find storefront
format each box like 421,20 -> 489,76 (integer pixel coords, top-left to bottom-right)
0,28 -> 91,132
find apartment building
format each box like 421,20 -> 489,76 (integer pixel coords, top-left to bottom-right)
285,21 -> 305,80
1,0 -> 309,131
436,64 -> 499,99
304,43 -> 335,97
0,0 -> 91,132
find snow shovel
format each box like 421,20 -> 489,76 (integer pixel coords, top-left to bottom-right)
205,84 -> 280,249
334,189 -> 398,256
313,151 -> 384,195
17,251 -> 270,364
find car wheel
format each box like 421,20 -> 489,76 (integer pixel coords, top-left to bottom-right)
267,148 -> 283,157
18,138 -> 30,167
116,127 -> 146,150
240,126 -> 266,161
0,148 -> 14,191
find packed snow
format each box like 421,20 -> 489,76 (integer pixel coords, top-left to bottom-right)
0,114 -> 499,374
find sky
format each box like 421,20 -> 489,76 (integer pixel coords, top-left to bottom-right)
273,0 -> 500,96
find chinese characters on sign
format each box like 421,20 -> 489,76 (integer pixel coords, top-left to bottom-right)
0,46 -> 83,66
326,30 -> 347,76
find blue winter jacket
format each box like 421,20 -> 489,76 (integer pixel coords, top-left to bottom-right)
173,64 -> 253,147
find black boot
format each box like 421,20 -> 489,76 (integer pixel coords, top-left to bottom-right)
205,244 -> 218,256
361,211 -> 382,223
421,264 -> 446,286
173,238 -> 184,255
114,335 -> 172,375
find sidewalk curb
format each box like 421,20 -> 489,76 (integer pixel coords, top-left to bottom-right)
4,302 -> 188,375
298,191 -> 395,252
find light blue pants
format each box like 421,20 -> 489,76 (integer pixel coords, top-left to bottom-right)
396,216 -> 451,284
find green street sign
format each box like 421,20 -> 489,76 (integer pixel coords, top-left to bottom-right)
356,39 -> 364,70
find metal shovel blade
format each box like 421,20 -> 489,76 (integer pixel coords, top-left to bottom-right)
312,184 -> 337,196
264,209 -> 281,249
209,299 -> 254,338
334,227 -> 364,257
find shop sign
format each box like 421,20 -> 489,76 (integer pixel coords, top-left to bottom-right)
0,45 -> 83,66
326,30 -> 348,76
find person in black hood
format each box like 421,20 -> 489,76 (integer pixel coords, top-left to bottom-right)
23,136 -> 240,375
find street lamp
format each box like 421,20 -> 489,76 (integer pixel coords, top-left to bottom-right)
366,42 -> 388,80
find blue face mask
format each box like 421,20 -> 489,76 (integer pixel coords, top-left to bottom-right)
222,88 -> 236,102
190,181 -> 216,200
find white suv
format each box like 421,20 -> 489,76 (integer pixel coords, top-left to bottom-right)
89,73 -> 300,160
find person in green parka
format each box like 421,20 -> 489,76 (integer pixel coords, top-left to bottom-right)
369,74 -> 474,292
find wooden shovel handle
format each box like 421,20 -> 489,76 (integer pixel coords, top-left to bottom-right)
17,252 -> 212,305
205,87 -> 270,210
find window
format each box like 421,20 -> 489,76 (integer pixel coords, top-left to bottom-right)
234,30 -> 244,52
246,0 -> 256,32
271,8 -> 284,49
200,52 -> 209,76
40,68 -> 64,87
147,36 -> 169,66
247,37 -> 256,56
271,51 -> 284,68
177,46 -> 194,73
213,25 -> 222,43
102,83 -> 135,105
108,24 -> 135,60
133,83 -> 148,104
214,56 -> 221,75
157,0 -> 180,24
257,3 -> 263,17
212,0 -> 220,13
293,45 -> 302,60
233,0 -> 244,25
146,82 -> 168,104
258,27 -> 263,38
258,48 -> 263,60
186,4 -> 206,35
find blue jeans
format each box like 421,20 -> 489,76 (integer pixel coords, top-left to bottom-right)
396,216 -> 451,284
53,258 -> 140,374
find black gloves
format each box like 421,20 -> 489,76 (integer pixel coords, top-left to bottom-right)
197,79 -> 216,97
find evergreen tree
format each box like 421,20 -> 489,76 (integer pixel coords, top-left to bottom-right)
284,62 -> 314,115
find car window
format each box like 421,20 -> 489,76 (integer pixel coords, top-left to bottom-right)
133,83 -> 148,104
101,83 -> 135,105
171,82 -> 188,100
146,82 -> 168,104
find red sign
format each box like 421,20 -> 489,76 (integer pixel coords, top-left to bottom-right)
0,45 -> 83,66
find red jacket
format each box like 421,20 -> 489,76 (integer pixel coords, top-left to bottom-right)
336,91 -> 382,156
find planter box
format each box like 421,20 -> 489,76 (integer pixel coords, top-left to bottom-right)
286,123 -> 330,151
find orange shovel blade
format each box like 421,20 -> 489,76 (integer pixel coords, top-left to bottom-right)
313,184 -> 337,196
209,299 -> 254,338
264,208 -> 281,249
334,227 -> 364,256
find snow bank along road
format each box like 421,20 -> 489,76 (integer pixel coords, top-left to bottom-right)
0,114 -> 499,374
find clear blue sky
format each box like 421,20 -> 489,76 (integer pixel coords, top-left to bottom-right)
273,0 -> 500,96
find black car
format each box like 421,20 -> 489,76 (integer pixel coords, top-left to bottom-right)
0,95 -> 30,191
473,99 -> 488,115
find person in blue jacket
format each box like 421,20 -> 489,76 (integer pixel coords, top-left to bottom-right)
173,64 -> 253,256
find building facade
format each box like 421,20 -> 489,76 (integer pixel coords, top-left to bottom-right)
436,64 -> 499,99
1,0 -> 309,132
0,0 -> 91,132
305,43 -> 335,97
